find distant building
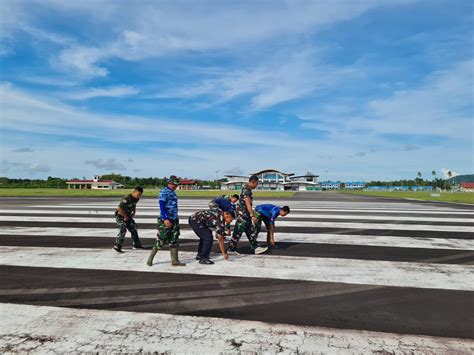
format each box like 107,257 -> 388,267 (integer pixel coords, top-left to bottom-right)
66,175 -> 123,190
221,169 -> 322,191
251,169 -> 295,191
460,182 -> 474,192
367,185 -> 433,191
344,182 -> 366,190
321,181 -> 341,190
221,175 -> 252,191
178,179 -> 198,190
286,174 -> 320,191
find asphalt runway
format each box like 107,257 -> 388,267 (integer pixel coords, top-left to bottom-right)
1,192 -> 473,352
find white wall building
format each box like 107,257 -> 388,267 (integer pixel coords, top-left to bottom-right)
221,170 -> 320,191
286,175 -> 320,191
66,175 -> 124,190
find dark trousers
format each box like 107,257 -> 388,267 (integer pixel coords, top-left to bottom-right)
189,218 -> 214,259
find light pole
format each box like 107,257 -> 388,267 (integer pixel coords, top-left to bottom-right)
215,170 -> 221,189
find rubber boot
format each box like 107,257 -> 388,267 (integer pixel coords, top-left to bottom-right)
146,240 -> 160,266
170,246 -> 186,266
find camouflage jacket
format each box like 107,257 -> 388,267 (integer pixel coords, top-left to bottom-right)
189,210 -> 231,237
117,194 -> 139,216
237,183 -> 253,218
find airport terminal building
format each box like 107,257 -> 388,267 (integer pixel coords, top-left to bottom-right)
221,169 -> 319,191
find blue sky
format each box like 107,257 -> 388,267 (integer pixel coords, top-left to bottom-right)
0,0 -> 472,181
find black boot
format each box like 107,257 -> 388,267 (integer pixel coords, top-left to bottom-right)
199,258 -> 214,265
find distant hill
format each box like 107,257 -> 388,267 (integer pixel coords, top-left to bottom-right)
448,174 -> 474,184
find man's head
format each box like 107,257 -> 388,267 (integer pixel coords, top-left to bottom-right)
168,176 -> 179,191
279,206 -> 290,217
248,175 -> 259,189
132,186 -> 143,199
230,194 -> 239,203
223,210 -> 235,224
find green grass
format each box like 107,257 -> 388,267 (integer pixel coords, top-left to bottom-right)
0,188 -> 295,198
342,190 -> 474,204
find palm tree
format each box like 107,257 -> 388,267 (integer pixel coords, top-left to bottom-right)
416,171 -> 422,187
432,170 -> 436,190
447,171 -> 453,191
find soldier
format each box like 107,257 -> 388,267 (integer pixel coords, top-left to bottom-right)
147,176 -> 185,266
113,186 -> 144,253
227,175 -> 268,255
254,204 -> 290,248
208,194 -> 239,212
189,209 -> 235,264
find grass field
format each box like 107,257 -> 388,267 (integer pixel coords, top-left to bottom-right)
343,190 -> 474,204
0,188 -> 296,198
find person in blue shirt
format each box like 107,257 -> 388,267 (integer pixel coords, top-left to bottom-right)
209,194 -> 239,212
254,204 -> 290,248
147,176 -> 185,267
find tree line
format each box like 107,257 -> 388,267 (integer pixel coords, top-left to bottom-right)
0,171 -> 459,189
0,174 -> 223,189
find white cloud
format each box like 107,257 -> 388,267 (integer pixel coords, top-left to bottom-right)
4,0 -> 412,77
66,85 -> 138,100
300,60 -> 474,141
0,160 -> 51,175
153,49 -> 360,110
54,46 -> 108,78
84,158 -> 126,171
12,147 -> 34,153
0,82 -> 309,148
21,76 -> 80,87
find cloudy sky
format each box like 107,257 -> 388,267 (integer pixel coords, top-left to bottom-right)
0,0 -> 472,180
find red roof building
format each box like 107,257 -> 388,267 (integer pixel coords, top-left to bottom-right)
178,179 -> 198,190
66,175 -> 124,190
460,182 -> 474,191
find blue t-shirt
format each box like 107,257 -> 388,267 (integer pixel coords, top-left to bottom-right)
159,187 -> 178,220
212,196 -> 235,212
255,204 -> 281,225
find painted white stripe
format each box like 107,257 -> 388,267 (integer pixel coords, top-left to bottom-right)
1,215 -> 472,232
0,246 -> 472,290
28,205 -> 474,214
2,304 -> 472,354
3,209 -> 473,223
3,228 -> 474,251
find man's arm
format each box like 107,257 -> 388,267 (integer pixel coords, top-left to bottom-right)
267,224 -> 275,246
116,207 -> 129,221
217,235 -> 228,260
245,197 -> 257,224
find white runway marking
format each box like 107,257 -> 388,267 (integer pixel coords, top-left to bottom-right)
0,246 -> 472,290
3,228 -> 474,250
2,215 -> 472,232
26,205 -> 474,214
2,303 -> 472,354
3,209 -> 473,223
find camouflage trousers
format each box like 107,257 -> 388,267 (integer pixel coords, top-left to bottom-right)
253,211 -> 272,240
228,216 -> 259,251
155,218 -> 180,248
114,214 -> 141,248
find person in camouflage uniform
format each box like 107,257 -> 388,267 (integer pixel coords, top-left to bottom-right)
147,176 -> 185,266
253,204 -> 290,248
113,186 -> 144,253
189,209 -> 235,264
227,175 -> 268,255
208,194 -> 239,212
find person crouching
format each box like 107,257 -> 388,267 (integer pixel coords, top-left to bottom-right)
189,210 -> 235,264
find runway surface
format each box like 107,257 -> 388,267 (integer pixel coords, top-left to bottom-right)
0,192 -> 473,353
